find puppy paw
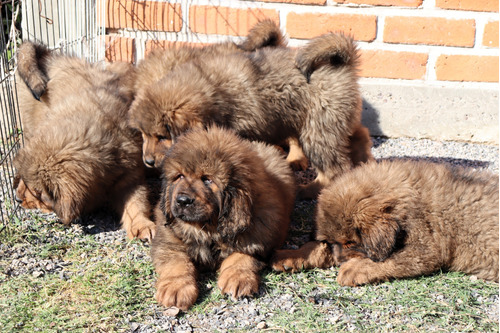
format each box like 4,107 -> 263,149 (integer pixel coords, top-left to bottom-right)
127,219 -> 157,241
286,155 -> 309,172
297,182 -> 322,200
156,276 -> 198,311
337,258 -> 383,287
271,250 -> 305,273
218,268 -> 260,300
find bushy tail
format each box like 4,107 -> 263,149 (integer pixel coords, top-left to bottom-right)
296,33 -> 359,82
238,19 -> 287,51
16,41 -> 51,100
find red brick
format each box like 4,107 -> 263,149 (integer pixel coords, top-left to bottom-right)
435,55 -> 499,82
144,40 -> 206,56
359,50 -> 428,80
105,35 -> 134,63
337,0 -> 422,6
189,6 -> 279,36
259,0 -> 326,4
436,0 -> 499,12
384,16 -> 475,47
106,0 -> 182,32
286,12 -> 377,41
483,21 -> 499,47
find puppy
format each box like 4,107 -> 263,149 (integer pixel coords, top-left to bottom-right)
151,126 -> 296,310
272,160 -> 499,284
14,41 -> 155,240
128,19 -> 310,170
129,28 -> 373,199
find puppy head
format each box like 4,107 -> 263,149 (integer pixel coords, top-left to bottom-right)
128,64 -> 216,169
316,177 -> 401,262
159,127 -> 255,241
14,177 -> 53,213
14,133 -> 109,225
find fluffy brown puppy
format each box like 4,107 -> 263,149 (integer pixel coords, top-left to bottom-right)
129,30 -> 373,199
151,126 -> 296,310
128,19 -> 311,170
272,160 -> 499,284
14,41 -> 155,240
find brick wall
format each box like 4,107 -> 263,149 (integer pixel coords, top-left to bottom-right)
104,0 -> 499,143
105,0 -> 499,83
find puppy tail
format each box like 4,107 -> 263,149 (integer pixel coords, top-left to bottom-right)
16,41 -> 51,100
238,19 -> 286,51
296,32 -> 359,82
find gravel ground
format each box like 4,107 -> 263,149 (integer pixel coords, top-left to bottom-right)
1,136 -> 498,332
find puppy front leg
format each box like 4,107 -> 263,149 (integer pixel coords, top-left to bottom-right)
271,241 -> 334,272
271,241 -> 365,272
337,247 -> 442,286
152,227 -> 199,310
285,137 -> 309,171
218,252 -> 264,300
156,258 -> 198,311
114,183 -> 156,241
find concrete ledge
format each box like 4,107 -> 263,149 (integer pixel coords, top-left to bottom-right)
360,81 -> 499,144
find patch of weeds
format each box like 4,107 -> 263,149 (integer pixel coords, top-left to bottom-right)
259,268 -> 498,332
0,223 -> 156,331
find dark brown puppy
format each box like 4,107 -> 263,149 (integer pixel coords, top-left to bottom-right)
127,19 -> 311,170
129,28 -> 373,199
151,126 -> 296,310
272,160 -> 499,284
14,41 -> 155,240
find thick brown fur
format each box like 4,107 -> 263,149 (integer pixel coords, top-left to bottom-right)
14,41 -> 155,240
272,160 -> 499,284
128,20 -> 311,170
151,126 -> 296,310
129,27 -> 373,199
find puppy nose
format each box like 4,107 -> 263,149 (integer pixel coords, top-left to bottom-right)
176,195 -> 194,206
144,157 -> 155,167
15,195 -> 23,203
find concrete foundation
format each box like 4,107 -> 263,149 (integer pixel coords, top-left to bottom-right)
360,80 -> 499,144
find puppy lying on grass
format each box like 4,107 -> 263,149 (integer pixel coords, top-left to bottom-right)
272,160 -> 499,284
152,127 -> 296,310
14,41 -> 155,240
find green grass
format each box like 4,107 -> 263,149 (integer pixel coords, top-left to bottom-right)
261,269 -> 498,332
0,211 -> 498,332
0,214 -> 156,332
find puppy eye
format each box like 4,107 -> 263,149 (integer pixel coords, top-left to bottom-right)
173,174 -> 184,181
201,176 -> 213,185
343,241 -> 357,249
158,135 -> 169,142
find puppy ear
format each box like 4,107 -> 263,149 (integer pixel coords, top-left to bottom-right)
159,180 -> 175,223
54,193 -> 79,225
52,181 -> 85,225
359,202 -> 400,262
218,185 -> 252,242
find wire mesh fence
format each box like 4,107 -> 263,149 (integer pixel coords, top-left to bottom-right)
0,0 -> 24,231
0,0 -> 105,231
0,0 -> 261,230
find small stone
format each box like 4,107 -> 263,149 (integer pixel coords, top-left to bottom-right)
257,321 -> 267,329
307,296 -> 317,304
129,322 -> 140,332
164,306 -> 181,317
32,271 -> 44,278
